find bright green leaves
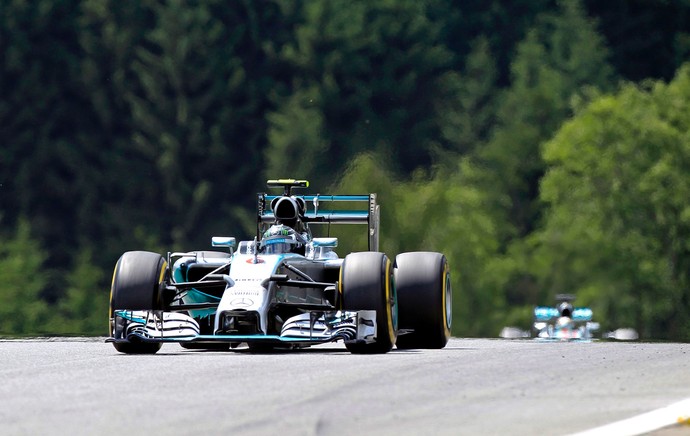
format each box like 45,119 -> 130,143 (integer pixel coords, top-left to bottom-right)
538,65 -> 690,338
0,219 -> 50,335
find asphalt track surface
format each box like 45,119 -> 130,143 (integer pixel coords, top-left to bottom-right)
1,337 -> 689,436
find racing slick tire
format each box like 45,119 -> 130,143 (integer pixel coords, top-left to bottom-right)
110,251 -> 167,354
340,252 -> 397,354
394,252 -> 451,349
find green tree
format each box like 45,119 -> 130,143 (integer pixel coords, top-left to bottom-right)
266,0 -> 461,187
78,0 -> 159,265
537,64 -> 690,339
427,0 -> 556,86
333,154 -> 504,336
436,36 -> 498,158
457,1 -> 617,333
265,86 -> 327,181
0,219 -> 50,335
326,0 -> 621,335
48,248 -> 108,335
84,1 -> 289,254
0,0 -> 92,280
125,0 -> 252,249
480,0 -> 615,240
583,0 -> 690,82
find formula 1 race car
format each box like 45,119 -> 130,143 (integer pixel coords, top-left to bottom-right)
108,179 -> 452,354
499,295 -> 598,341
499,294 -> 638,341
531,294 -> 600,341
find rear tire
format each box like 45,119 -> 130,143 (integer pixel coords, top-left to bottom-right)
110,251 -> 167,354
395,252 -> 451,349
340,252 -> 397,354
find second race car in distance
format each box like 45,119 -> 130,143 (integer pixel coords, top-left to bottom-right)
532,294 -> 599,341
500,294 -> 638,341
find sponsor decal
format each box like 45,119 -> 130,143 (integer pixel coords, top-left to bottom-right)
246,257 -> 265,264
230,298 -> 254,308
229,289 -> 260,296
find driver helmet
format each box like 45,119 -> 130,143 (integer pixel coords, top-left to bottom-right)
557,316 -> 573,328
261,224 -> 305,254
558,301 -> 573,318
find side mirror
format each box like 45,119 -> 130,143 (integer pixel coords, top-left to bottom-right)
313,237 -> 338,247
306,237 -> 339,259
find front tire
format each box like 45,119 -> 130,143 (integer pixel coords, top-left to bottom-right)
340,252 -> 397,354
110,251 -> 167,354
395,252 -> 451,349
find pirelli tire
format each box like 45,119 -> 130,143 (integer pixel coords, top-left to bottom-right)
110,251 -> 167,354
395,252 -> 452,349
340,252 -> 397,354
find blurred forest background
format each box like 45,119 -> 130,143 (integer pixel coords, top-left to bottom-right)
2,0 -> 690,340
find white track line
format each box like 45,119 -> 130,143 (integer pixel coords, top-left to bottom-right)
569,398 -> 690,436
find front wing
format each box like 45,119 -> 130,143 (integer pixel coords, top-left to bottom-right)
108,309 -> 378,347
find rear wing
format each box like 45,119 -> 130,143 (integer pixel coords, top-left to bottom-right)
534,307 -> 593,322
257,191 -> 380,251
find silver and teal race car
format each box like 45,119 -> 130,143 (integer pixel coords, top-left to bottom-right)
498,294 -> 598,341
108,179 -> 452,354
500,294 -> 638,341
532,294 -> 600,341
